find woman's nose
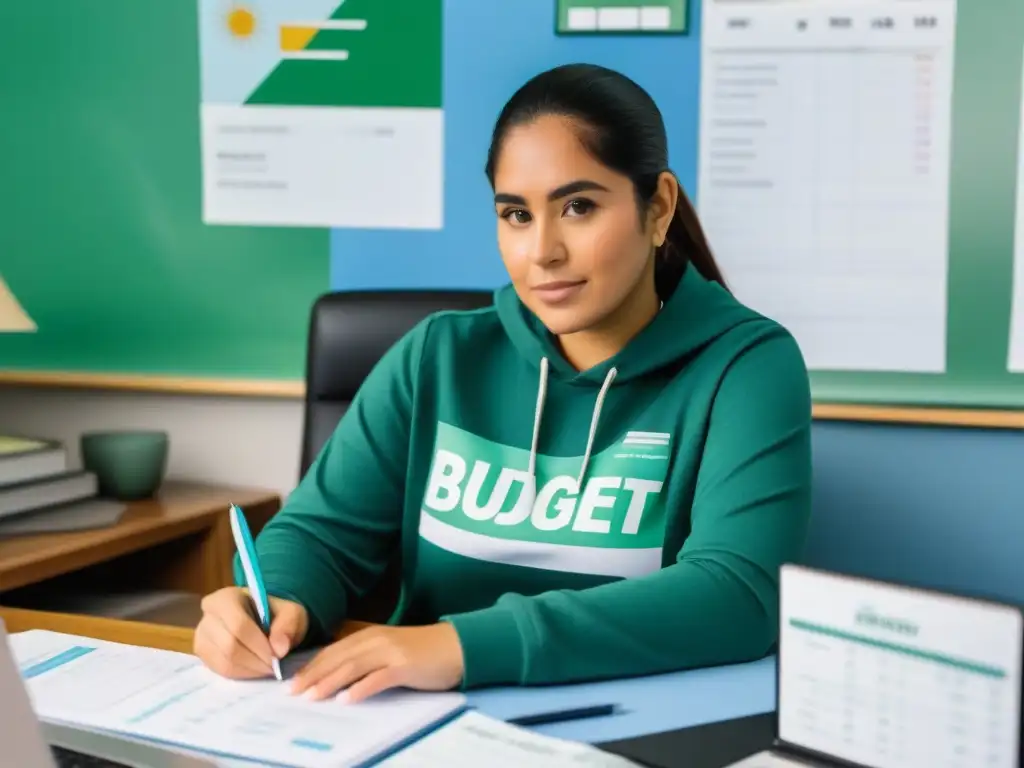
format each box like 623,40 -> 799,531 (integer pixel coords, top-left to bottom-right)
528,219 -> 568,267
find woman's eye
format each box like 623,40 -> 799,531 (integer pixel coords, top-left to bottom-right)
502,209 -> 531,225
565,199 -> 595,217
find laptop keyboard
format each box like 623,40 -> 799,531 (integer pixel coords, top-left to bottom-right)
50,745 -> 130,768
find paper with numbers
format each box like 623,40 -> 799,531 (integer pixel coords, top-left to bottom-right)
698,0 -> 957,372
773,565 -> 1022,768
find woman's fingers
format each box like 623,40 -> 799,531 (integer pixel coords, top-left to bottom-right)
291,632 -> 380,694
342,667 -> 403,704
195,587 -> 276,678
304,651 -> 383,700
197,615 -> 271,678
219,596 -> 276,668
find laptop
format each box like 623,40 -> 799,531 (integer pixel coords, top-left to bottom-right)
725,564 -> 1024,768
0,620 -> 216,768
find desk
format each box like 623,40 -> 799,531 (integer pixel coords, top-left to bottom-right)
0,482 -> 280,623
0,608 -> 777,748
470,657 -> 776,745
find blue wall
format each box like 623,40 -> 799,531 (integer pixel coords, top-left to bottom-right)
330,0 -> 1024,607
809,422 -> 1024,605
330,0 -> 702,289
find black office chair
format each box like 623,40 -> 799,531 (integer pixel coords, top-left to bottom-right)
300,289 -> 494,623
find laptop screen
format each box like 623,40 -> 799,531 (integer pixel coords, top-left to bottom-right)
777,565 -> 1023,768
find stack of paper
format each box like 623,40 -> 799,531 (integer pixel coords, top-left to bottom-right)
10,630 -> 465,767
381,710 -> 641,766
10,630 -> 642,767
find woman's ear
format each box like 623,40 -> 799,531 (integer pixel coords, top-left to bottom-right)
648,171 -> 679,247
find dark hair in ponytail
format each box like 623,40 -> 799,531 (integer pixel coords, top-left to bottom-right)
485,63 -> 727,298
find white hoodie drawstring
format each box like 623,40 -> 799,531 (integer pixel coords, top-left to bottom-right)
527,357 -> 549,481
575,367 -> 617,492
523,300 -> 656,499
526,357 -> 618,498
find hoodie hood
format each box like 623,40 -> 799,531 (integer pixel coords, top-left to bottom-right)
494,264 -> 758,496
494,264 -> 754,385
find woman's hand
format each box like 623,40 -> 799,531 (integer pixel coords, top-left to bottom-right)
193,586 -> 309,679
290,623 -> 465,703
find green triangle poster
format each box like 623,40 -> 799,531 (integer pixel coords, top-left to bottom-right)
198,0 -> 443,229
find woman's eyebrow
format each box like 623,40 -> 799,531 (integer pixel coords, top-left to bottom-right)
493,179 -> 610,206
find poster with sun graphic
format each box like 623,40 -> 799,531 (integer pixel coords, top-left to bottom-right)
198,0 -> 443,229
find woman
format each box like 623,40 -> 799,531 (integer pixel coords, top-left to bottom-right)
194,63 -> 812,702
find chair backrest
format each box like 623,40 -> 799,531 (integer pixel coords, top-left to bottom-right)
300,289 -> 495,475
300,289 -> 494,622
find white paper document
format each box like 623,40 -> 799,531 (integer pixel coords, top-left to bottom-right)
10,630 -> 466,768
380,710 -> 641,767
775,565 -> 1023,768
1007,45 -> 1024,372
698,0 -> 957,372
199,105 -> 443,230
724,753 -> 807,768
196,0 -> 444,230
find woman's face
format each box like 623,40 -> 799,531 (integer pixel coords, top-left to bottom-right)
492,115 -> 669,337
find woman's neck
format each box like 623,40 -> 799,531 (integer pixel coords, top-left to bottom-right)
557,280 -> 661,372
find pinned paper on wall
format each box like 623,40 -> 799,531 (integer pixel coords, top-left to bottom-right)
1007,47 -> 1024,373
197,0 -> 443,230
697,0 -> 958,373
556,0 -> 688,35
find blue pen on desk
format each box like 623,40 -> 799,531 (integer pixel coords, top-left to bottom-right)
229,503 -> 283,681
507,704 -> 618,727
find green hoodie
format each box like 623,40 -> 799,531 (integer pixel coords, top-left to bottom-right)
239,265 -> 813,688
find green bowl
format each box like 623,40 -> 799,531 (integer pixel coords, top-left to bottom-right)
80,430 -> 169,501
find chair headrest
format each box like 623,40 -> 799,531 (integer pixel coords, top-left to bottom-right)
306,289 -> 494,402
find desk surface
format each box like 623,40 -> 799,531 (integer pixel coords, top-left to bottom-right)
470,657 -> 776,744
0,482 -> 280,592
0,608 -> 777,746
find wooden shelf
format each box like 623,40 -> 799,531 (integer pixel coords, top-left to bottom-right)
812,403 -> 1024,429
2,371 -> 1022,428
0,370 -> 304,398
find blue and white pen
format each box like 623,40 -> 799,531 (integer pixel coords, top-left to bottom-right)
229,503 -> 283,681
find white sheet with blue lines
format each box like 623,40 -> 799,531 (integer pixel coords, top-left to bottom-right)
9,629 -> 466,768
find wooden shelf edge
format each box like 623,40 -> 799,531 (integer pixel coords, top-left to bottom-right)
813,403 -> 1024,429
0,370 -> 304,398
0,371 -> 1020,427
0,607 -> 196,653
0,606 -> 374,652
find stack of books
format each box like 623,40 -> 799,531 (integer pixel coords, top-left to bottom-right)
0,436 -> 98,523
